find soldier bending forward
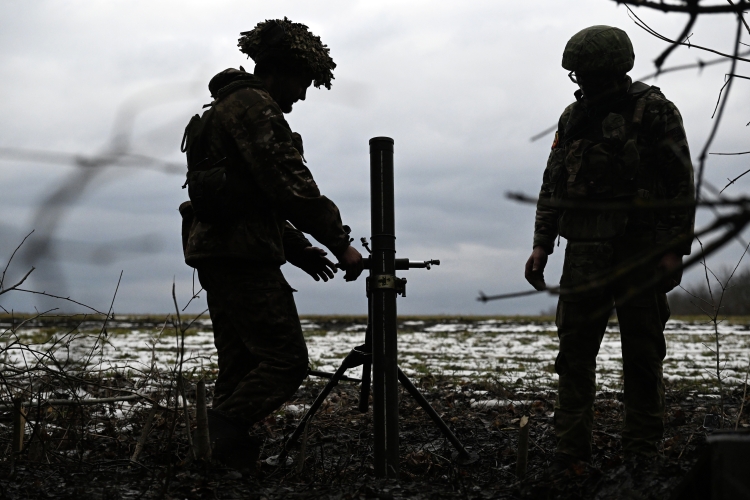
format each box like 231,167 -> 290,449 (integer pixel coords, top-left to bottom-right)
179,18 -> 363,466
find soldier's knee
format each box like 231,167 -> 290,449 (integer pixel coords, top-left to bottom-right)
555,352 -> 569,376
290,355 -> 309,385
277,352 -> 309,390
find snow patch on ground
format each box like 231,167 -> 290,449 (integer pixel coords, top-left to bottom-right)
3,318 -> 748,392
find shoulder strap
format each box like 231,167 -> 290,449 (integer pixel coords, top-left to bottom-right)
213,79 -> 264,102
561,101 -> 592,146
182,107 -> 217,172
628,82 -> 657,131
627,81 -> 652,97
632,97 -> 647,128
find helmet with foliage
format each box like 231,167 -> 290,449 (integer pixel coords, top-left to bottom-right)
238,17 -> 336,89
562,25 -> 634,75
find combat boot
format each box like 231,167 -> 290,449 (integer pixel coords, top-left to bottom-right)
207,409 -> 260,471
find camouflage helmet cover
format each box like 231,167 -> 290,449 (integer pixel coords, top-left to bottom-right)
238,17 -> 336,89
562,25 -> 634,75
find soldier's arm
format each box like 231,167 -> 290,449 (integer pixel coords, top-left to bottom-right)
221,90 -> 351,257
532,112 -> 568,254
649,99 -> 695,256
282,221 -> 312,262
283,221 -> 338,281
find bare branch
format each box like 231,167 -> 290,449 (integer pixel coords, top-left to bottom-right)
627,5 -> 750,64
529,50 -> 750,143
9,288 -> 106,314
480,204 -> 749,303
695,16 -> 744,198
505,190 -> 750,210
727,0 -> 750,35
721,168 -> 750,192
615,0 -> 750,14
712,76 -> 733,118
0,267 -> 35,297
653,3 -> 698,70
0,230 -> 34,290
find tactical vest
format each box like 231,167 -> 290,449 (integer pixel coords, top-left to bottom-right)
550,82 -> 657,241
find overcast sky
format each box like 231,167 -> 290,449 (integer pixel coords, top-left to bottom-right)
0,0 -> 748,316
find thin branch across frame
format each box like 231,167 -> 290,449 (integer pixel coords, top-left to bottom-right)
614,0 -> 750,15
529,50 -> 750,143
626,5 -> 750,64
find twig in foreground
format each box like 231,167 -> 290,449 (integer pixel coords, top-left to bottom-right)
0,230 -> 34,291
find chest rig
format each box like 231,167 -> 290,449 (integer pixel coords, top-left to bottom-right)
551,81 -> 656,241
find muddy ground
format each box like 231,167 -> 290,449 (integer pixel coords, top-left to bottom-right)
1,315 -> 748,499
2,375 -> 746,500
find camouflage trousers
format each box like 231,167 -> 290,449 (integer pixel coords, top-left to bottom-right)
555,235 -> 669,459
197,262 -> 308,426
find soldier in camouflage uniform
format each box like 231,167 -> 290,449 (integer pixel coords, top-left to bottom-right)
524,26 -> 694,468
179,18 -> 363,466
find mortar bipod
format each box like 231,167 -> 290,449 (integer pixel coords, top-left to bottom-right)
274,136 -> 477,477
276,256 -> 478,468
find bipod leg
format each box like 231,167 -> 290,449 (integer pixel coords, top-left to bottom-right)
359,325 -> 372,413
278,363 -> 346,462
278,347 -> 370,462
397,367 -> 479,465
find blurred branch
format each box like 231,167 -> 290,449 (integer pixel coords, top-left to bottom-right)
652,0 -> 698,70
0,147 -> 183,174
480,201 -> 750,302
530,125 -> 558,143
0,81 -> 200,286
726,0 -> 750,35
505,190 -> 750,209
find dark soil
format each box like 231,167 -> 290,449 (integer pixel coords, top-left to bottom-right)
2,374 -> 746,500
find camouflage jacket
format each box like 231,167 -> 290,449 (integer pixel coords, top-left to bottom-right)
181,69 -> 351,267
533,81 -> 695,256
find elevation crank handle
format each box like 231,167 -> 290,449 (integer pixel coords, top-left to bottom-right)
360,257 -> 440,270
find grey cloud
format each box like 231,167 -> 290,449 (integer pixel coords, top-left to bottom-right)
0,0 -> 748,315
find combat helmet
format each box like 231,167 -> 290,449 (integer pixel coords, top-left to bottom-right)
562,26 -> 634,75
238,17 -> 336,89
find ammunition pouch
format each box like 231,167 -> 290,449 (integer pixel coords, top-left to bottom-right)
186,164 -> 237,223
556,91 -> 652,241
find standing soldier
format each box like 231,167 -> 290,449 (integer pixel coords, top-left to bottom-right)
179,18 -> 363,467
525,26 -> 694,470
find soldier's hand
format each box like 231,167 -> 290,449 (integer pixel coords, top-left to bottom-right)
657,252 -> 683,293
337,245 -> 363,282
295,247 -> 338,282
525,246 -> 548,291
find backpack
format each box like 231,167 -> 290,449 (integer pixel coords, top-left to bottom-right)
180,70 -> 266,223
180,106 -> 235,223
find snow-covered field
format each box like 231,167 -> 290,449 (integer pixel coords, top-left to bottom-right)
3,317 -> 749,393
